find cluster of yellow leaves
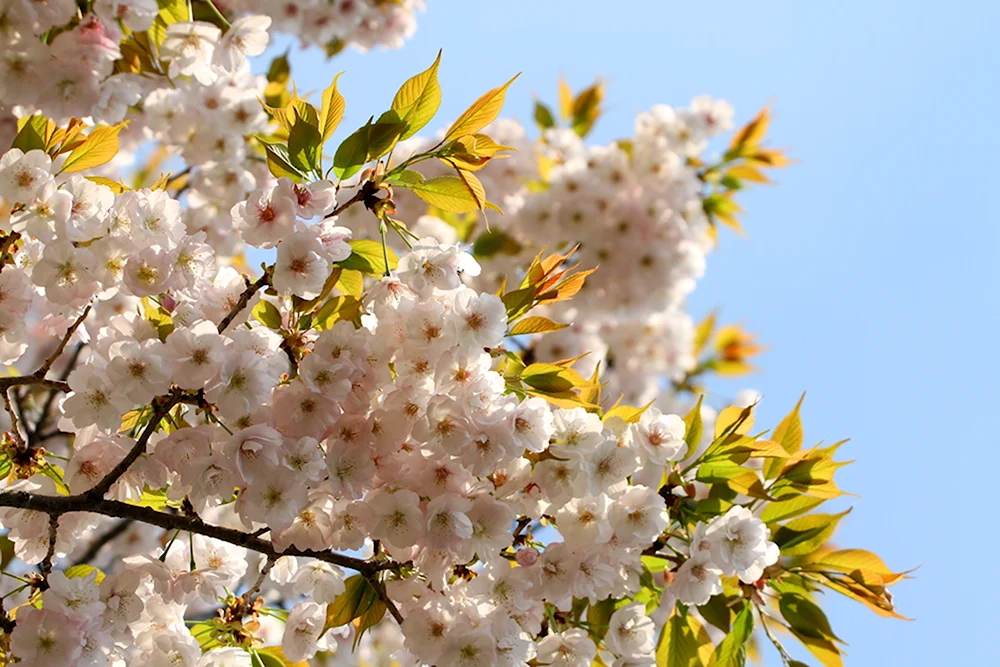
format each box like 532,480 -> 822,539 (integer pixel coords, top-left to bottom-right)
11,114 -> 128,176
649,396 -> 911,667
699,105 -> 791,239
499,244 -> 597,324
533,77 -> 605,138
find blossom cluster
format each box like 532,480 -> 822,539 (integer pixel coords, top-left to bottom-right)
225,0 -> 424,52
0,9 -> 901,667
339,97 -> 734,406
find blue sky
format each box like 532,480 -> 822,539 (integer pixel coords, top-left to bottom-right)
259,1 -> 998,663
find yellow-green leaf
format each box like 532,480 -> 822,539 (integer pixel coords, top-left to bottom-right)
12,114 -> 51,153
656,606 -> 714,667
325,575 -> 377,633
252,300 -> 283,329
683,395 -> 705,457
64,564 -> 105,584
333,120 -> 371,181
338,239 -> 398,276
257,646 -> 308,667
335,269 -> 364,299
604,400 -> 655,424
508,316 -> 568,336
287,109 -> 322,174
318,72 -> 346,143
408,175 -> 481,213
773,510 -> 851,557
707,603 -> 753,667
85,176 -> 129,194
521,363 -> 593,394
392,50 -> 442,140
444,73 -> 520,141
58,122 -> 129,174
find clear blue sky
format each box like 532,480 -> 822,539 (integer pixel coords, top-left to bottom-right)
259,2 -> 998,663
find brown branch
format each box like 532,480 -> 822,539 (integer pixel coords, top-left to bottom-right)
324,189 -> 366,219
72,519 -> 134,566
244,555 -> 275,602
0,491 -> 403,578
217,273 -> 269,334
84,392 -> 183,501
0,305 -> 91,392
38,514 -> 59,582
366,573 -> 404,624
29,342 -> 85,448
2,388 -> 26,450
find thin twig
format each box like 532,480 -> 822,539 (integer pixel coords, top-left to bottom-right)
217,274 -> 269,334
2,388 -> 26,450
38,514 -> 59,581
758,606 -> 795,667
72,519 -> 134,566
244,555 -> 276,602
0,305 -> 91,392
29,342 -> 85,448
324,189 -> 366,219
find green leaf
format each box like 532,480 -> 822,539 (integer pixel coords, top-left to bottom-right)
408,175 -> 481,213
252,300 -> 283,329
392,50 -> 442,140
385,169 -> 424,187
318,72 -> 346,143
338,239 -> 398,276
11,115 -> 50,153
534,100 -> 556,130
656,606 -> 714,667
473,230 -> 521,258
698,595 -> 734,633
314,296 -> 362,330
42,463 -> 70,495
333,120 -> 371,180
508,316 -> 567,336
58,122 -> 129,174
779,592 -> 842,643
325,575 -> 377,633
683,395 -> 705,458
353,593 -> 387,650
570,82 -> 604,137
760,495 -> 826,524
444,74 -> 520,140
148,0 -> 190,47
707,603 -> 753,667
585,597 -> 618,642
287,110 -> 322,174
366,111 -> 408,162
773,510 -> 851,557
264,52 -> 291,107
260,140 -> 305,183
521,363 -> 592,394
190,620 -> 224,650
127,487 -> 170,511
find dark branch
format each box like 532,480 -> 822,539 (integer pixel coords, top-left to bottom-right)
217,274 -> 269,334
72,519 -> 134,566
0,491 -> 402,578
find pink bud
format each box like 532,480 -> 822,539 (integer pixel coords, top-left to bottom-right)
516,547 -> 538,567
